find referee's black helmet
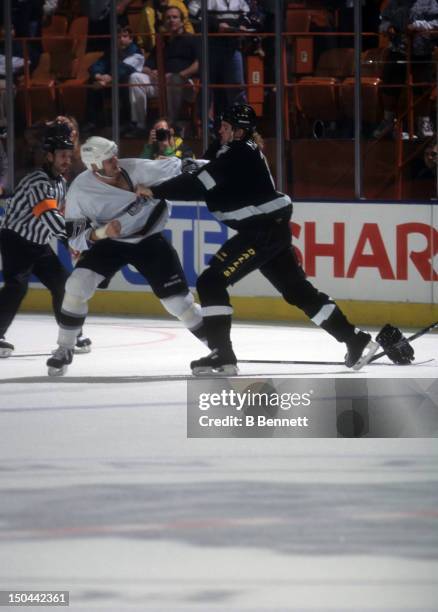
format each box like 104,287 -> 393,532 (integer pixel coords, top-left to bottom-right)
43,121 -> 74,153
222,103 -> 257,132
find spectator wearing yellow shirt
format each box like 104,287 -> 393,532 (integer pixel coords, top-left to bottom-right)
137,0 -> 194,52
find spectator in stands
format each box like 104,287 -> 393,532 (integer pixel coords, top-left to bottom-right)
43,1 -> 59,21
137,0 -> 194,53
9,1 -> 40,69
0,24 -> 25,139
241,0 -> 267,57
408,140 -> 438,198
411,139 -> 438,178
84,25 -> 144,131
374,0 -> 438,140
326,1 -> 380,50
423,141 -> 438,171
81,0 -> 136,52
140,117 -> 193,159
116,0 -> 136,26
81,0 -> 111,51
207,0 -> 251,117
128,5 -> 199,134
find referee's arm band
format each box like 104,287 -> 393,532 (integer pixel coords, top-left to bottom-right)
32,199 -> 58,218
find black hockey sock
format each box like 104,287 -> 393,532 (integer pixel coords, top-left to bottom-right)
320,306 -> 356,343
59,311 -> 86,332
203,315 -> 233,352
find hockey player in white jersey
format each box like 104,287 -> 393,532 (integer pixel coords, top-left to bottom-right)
47,136 -> 205,376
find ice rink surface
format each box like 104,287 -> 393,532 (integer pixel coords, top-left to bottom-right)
0,313 -> 437,611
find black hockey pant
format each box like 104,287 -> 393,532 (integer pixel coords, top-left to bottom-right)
196,219 -> 356,351
57,233 -> 190,334
0,229 -> 68,338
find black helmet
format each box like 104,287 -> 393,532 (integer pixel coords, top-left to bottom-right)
221,104 -> 257,132
43,121 -> 74,153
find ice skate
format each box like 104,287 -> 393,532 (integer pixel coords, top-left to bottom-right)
191,348 -> 239,376
47,346 -> 73,377
0,338 -> 14,358
74,334 -> 92,354
345,331 -> 379,370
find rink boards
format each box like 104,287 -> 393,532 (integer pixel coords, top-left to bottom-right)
0,200 -> 437,326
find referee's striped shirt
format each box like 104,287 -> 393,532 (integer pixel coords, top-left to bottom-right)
1,168 -> 67,244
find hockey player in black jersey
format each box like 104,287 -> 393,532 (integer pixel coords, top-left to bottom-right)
145,103 -> 379,375
0,122 -> 91,358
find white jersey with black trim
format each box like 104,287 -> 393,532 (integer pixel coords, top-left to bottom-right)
1,168 -> 67,244
65,157 -> 181,252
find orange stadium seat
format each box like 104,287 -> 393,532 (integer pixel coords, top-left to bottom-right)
68,16 -> 89,61
295,48 -> 354,122
42,15 -> 69,54
58,51 -> 104,120
340,47 -> 387,125
16,53 -> 57,123
42,15 -> 89,80
128,12 -> 143,36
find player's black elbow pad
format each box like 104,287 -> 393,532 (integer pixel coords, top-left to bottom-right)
66,219 -> 92,239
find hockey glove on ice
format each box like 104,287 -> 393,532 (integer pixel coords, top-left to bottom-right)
376,324 -> 415,365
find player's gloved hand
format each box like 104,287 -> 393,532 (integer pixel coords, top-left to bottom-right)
181,157 -> 198,174
376,324 -> 415,364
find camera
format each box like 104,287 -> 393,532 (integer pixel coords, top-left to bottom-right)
156,128 -> 170,142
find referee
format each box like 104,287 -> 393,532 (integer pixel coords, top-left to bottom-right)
0,122 -> 90,357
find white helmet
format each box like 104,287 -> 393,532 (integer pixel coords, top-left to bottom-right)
80,136 -> 118,170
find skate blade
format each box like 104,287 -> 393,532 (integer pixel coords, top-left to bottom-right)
0,348 -> 13,358
352,341 -> 379,371
48,365 -> 68,377
192,364 -> 239,376
73,345 -> 92,354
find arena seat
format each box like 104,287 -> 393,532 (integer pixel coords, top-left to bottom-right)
16,53 -> 57,123
58,52 -> 104,120
339,47 -> 387,125
295,48 -> 354,123
128,12 -> 143,36
42,15 -> 89,80
68,16 -> 89,61
41,15 -> 69,54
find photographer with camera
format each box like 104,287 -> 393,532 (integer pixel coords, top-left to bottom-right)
140,118 -> 192,160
